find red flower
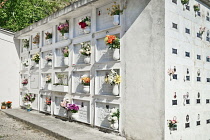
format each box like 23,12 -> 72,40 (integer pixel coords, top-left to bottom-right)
79,22 -> 87,29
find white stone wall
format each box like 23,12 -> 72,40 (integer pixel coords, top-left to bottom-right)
166,0 -> 210,139
0,29 -> 20,108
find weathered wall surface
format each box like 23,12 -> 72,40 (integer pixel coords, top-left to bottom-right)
121,0 -> 165,139
0,30 -> 20,108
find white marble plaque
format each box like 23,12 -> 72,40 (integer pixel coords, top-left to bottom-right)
54,96 -> 67,117
31,93 -> 38,110
72,71 -> 90,94
96,3 -> 115,31
55,48 -> 64,67
73,100 -> 90,123
73,43 -> 87,65
96,38 -> 114,62
30,74 -> 39,89
95,102 -> 119,128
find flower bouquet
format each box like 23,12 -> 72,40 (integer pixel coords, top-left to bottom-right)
78,16 -> 91,33
45,75 -> 51,84
105,70 -> 121,96
108,108 -> 120,130
58,21 -> 69,39
23,93 -> 36,103
194,4 -> 200,17
23,39 -> 29,49
107,2 -> 124,25
62,47 -> 69,65
45,53 -> 52,66
1,101 -> 6,109
79,42 -> 91,63
60,98 -> 69,108
167,68 -> 175,81
81,76 -> 90,93
46,97 -> 51,105
45,32 -> 52,45
31,53 -> 40,64
168,119 -> 178,133
66,104 -> 79,113
22,79 -> 28,86
104,35 -> 120,60
32,33 -> 40,47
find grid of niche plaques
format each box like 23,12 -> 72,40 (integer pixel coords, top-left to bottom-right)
54,47 -> 68,67
73,41 -> 92,66
41,51 -> 53,69
72,71 -> 90,94
40,91 -> 51,113
52,72 -> 68,92
72,99 -> 90,124
95,102 -> 119,130
95,69 -> 120,96
96,34 -> 120,63
41,73 -> 52,91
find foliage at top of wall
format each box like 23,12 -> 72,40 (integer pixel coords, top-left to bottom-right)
0,0 -> 79,32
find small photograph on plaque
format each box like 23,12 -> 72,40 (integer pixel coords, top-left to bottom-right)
185,123 -> 190,128
173,74 -> 177,80
197,121 -> 201,126
197,77 -> 201,82
186,99 -> 190,104
196,99 -> 201,104
172,100 -> 177,105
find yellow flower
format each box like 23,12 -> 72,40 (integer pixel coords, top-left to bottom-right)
114,75 -> 121,84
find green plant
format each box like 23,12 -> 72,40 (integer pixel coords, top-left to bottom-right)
31,53 -> 40,63
45,32 -> 52,39
1,102 -> 6,106
181,0 -> 189,5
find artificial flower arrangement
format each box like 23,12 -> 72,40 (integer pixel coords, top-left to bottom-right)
107,2 -> 124,16
62,47 -> 69,57
22,78 -> 28,85
78,16 -> 91,29
45,53 -> 52,62
46,97 -> 51,105
104,35 -> 120,49
81,76 -> 90,86
60,98 -> 70,108
66,104 -> 79,113
105,69 -> 121,85
23,59 -> 28,67
167,119 -> 178,133
108,108 -> 120,129
6,101 -> 12,109
23,93 -> 36,102
79,42 -> 91,56
45,75 -> 51,83
57,20 -> 69,36
45,32 -> 52,40
23,39 -> 29,48
199,27 -> 205,36
31,53 -> 40,64
32,33 -> 40,44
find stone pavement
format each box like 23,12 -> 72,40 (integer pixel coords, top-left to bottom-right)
1,109 -> 125,140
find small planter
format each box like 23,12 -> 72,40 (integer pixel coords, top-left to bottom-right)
64,57 -> 69,66
113,49 -> 120,60
46,39 -> 52,45
52,85 -> 68,92
84,56 -> 91,64
68,112 -> 79,121
113,15 -> 120,25
63,33 -> 69,40
84,26 -> 91,34
1,106 -> 6,109
112,84 -> 119,96
83,85 -> 90,93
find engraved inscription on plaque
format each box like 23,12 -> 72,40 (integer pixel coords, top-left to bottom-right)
73,100 -> 90,123
95,102 -> 119,128
30,74 -> 39,89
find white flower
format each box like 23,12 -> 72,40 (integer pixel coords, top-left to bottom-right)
85,21 -> 91,26
113,116 -> 118,121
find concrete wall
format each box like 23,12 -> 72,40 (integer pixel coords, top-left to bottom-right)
122,0 -> 165,139
0,29 -> 20,108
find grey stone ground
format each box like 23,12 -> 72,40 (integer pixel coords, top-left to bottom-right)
0,111 -> 58,140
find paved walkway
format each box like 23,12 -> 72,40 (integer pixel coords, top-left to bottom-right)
1,109 -> 125,140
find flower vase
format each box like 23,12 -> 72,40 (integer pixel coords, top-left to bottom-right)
113,15 -> 120,25
27,109 -> 31,112
84,56 -> 90,64
63,33 -> 69,40
47,61 -> 52,66
112,84 -> 119,96
83,85 -> 90,93
84,26 -> 91,34
46,39 -> 52,45
68,112 -> 78,121
64,57 -> 69,66
35,62 -> 39,67
113,49 -> 120,60
111,121 -> 119,130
